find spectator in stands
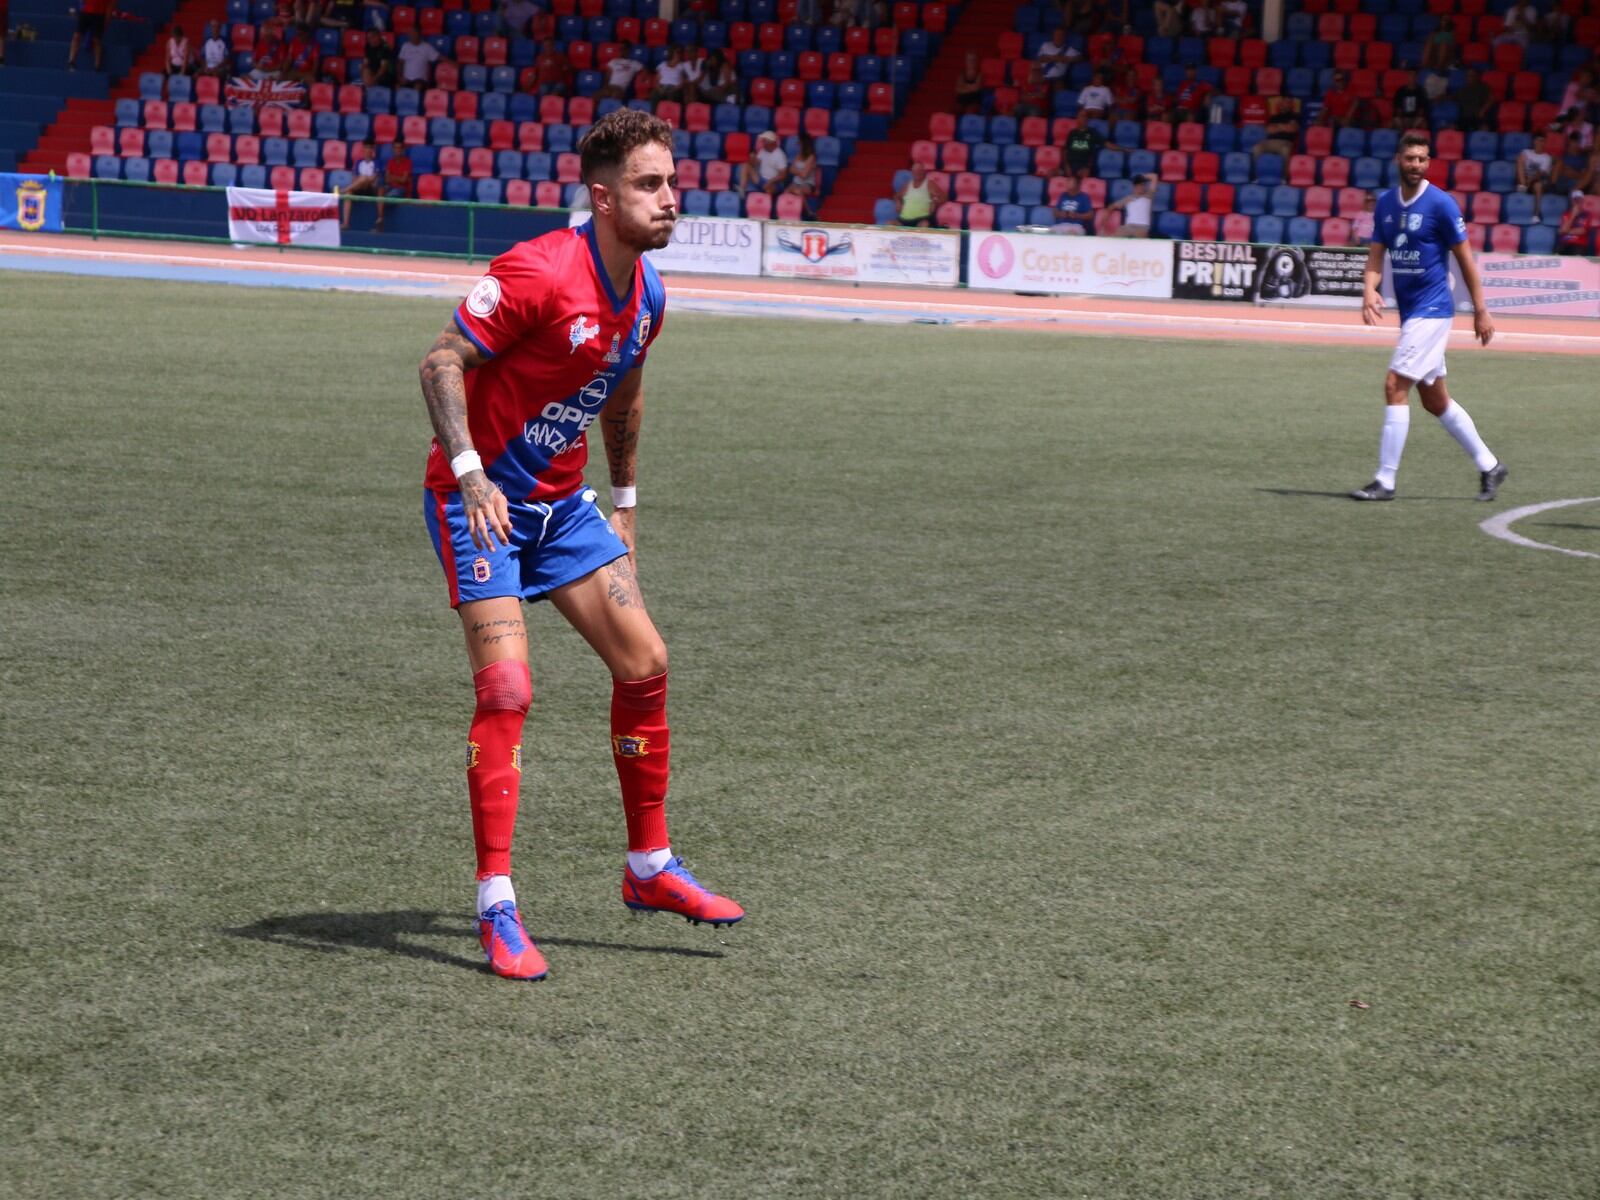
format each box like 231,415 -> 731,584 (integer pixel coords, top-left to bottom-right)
1172,65 -> 1213,124
1538,5 -> 1570,43
1453,68 -> 1494,133
1107,174 -> 1153,237
67,0 -> 108,71
1391,69 -> 1430,131
1143,74 -> 1174,124
1421,16 -> 1457,72
1218,0 -> 1250,38
785,133 -> 820,218
1318,70 -> 1374,130
1013,63 -> 1052,120
362,29 -> 394,88
282,22 -> 321,86
343,141 -> 380,229
362,0 -> 391,32
1559,68 -> 1595,122
1497,1 -> 1536,48
165,24 -> 194,75
1076,70 -> 1113,121
1348,191 -> 1376,244
599,44 -> 645,100
1517,132 -> 1554,216
1153,0 -> 1183,39
377,137 -> 411,229
652,46 -> 692,104
1037,27 -> 1079,90
1552,109 -> 1595,183
1188,0 -> 1218,37
1556,190 -> 1594,254
397,26 -> 441,89
793,0 -> 821,23
695,49 -> 739,105
200,21 -> 230,78
1253,96 -> 1301,159
954,52 -> 984,116
1051,174 -> 1094,235
534,38 -> 570,96
1060,0 -> 1099,37
1063,120 -> 1120,180
1110,66 -> 1142,123
498,0 -> 542,39
1571,144 -> 1600,193
739,130 -> 788,197
894,160 -> 944,227
322,0 -> 360,29
250,29 -> 286,80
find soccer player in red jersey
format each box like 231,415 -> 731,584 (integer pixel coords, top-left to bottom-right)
418,110 -> 743,982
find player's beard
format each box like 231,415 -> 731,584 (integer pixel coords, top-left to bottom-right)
619,206 -> 676,253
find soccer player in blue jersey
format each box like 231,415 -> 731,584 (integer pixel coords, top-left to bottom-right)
1351,131 -> 1508,502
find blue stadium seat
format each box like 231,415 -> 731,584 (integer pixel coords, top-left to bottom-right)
1205,125 -> 1237,154
738,51 -> 766,77
1521,224 -> 1557,254
815,135 -> 841,166
199,104 -> 227,133
490,66 -> 517,95
1335,128 -> 1366,159
1028,204 -> 1055,226
982,174 -> 1012,204
495,150 -> 523,178
1237,125 -> 1265,153
902,29 -> 928,59
1501,132 -> 1532,159
524,151 -> 553,180
1484,160 -> 1516,193
837,83 -> 864,110
1155,211 -> 1189,238
1128,149 -> 1158,178
1221,151 -> 1251,184
1502,192 -> 1537,226
1015,5 -> 1043,33
1287,216 -> 1319,245
1250,214 -> 1283,242
167,76 -> 192,104
174,132 -> 203,160
210,162 -> 238,186
409,145 -> 437,174
1002,144 -> 1031,174
1235,183 -> 1267,216
1146,36 -> 1173,63
262,137 -> 289,166
444,176 -> 473,202
1300,41 -> 1330,70
1285,68 -> 1314,99
892,168 -> 910,194
1270,184 -> 1302,216
997,203 -> 1027,231
1539,194 -> 1568,225
1368,130 -> 1398,159
806,82 -> 835,109
240,164 -> 268,188
462,65 -> 489,93
1351,156 -> 1384,189
743,105 -> 772,134
480,94 -> 508,122
313,111 -> 340,140
546,124 -> 576,153
671,129 -> 691,159
693,131 -> 721,159
471,178 -> 500,205
990,116 -> 1018,146
888,55 -> 912,84
93,154 -> 122,179
292,139 -> 318,168
958,113 -> 985,143
1285,12 -> 1313,39
770,50 -> 795,78
365,86 -> 392,114
715,103 -> 742,133
682,188 -> 712,215
1015,175 -> 1044,206
1097,149 -> 1125,177
1254,154 -> 1284,186
1267,40 -> 1297,70
395,88 -> 421,117
509,93 -> 537,123
832,109 -> 860,140
854,54 -> 882,83
970,142 -> 999,173
147,130 -> 173,159
459,120 -> 487,148
139,72 -> 164,101
714,190 -> 743,217
229,107 -> 255,135
115,98 -> 141,127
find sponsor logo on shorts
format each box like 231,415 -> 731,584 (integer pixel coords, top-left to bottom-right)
465,276 -> 501,318
472,556 -> 491,583
612,734 -> 650,757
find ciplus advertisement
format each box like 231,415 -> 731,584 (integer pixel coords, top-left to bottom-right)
965,233 -> 1173,298
567,211 -> 763,276
1171,241 -> 1368,307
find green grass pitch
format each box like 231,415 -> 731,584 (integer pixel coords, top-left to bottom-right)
1,272 -> 1597,1199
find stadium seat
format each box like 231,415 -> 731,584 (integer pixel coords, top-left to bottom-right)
1489,223 -> 1520,253
1222,213 -> 1252,241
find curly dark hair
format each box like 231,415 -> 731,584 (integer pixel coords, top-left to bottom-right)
578,109 -> 675,185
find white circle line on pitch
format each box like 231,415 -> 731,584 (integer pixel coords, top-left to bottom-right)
1479,497 -> 1600,561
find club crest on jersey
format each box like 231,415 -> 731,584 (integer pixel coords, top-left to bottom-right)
634,312 -> 651,348
472,556 -> 491,583
1407,212 -> 1423,231
603,332 -> 622,364
612,733 -> 650,757
465,275 -> 501,318
569,314 -> 601,353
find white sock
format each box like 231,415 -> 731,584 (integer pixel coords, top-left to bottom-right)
627,847 -> 673,878
1375,405 -> 1410,489
1436,400 -> 1498,471
477,874 -> 515,915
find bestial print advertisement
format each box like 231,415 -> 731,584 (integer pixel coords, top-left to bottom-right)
1172,241 -> 1368,307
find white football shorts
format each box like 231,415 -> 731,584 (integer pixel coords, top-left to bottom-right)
1388,316 -> 1452,385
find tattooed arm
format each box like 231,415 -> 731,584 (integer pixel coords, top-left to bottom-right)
600,367 -> 644,556
419,321 -> 509,550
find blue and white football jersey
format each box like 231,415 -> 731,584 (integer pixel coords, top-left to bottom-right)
1373,180 -> 1466,321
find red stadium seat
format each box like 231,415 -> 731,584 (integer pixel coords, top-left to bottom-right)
646,18 -> 671,47
1364,41 -> 1392,71
828,52 -> 852,83
151,157 -> 179,184
705,160 -> 732,192
1176,122 -> 1204,152
1222,212 -> 1253,241
940,141 -> 968,170
1489,223 -> 1520,253
1452,160 -> 1483,192
1318,14 -> 1345,40
1288,155 -> 1317,187
758,22 -> 783,52
925,3 -> 948,33
182,159 -> 209,185
1208,38 -> 1236,68
874,27 -> 898,56
417,173 -> 443,200
774,106 -> 801,137
557,152 -> 582,183
287,108 -> 313,139
1239,96 -> 1268,124
775,193 -> 804,220
1033,145 -> 1060,175
1463,222 -> 1488,251
1239,39 -> 1267,69
270,165 -> 296,190
1206,183 -> 1235,213
1320,156 -> 1350,188
1173,181 -> 1202,213
483,37 -> 507,66
675,158 -> 702,189
1020,116 -> 1048,147
1191,151 -> 1220,183
234,135 -> 261,165
438,146 -> 465,176
867,83 -> 895,114
1320,217 -> 1352,244
505,179 -> 533,205
1160,150 -> 1189,181
195,76 -> 220,106
953,172 -> 980,203
568,96 -> 593,125
1224,66 -> 1251,96
143,100 -> 168,129
322,140 -> 348,170
205,132 -> 231,162
338,84 -> 364,115
487,120 -> 514,151
934,200 -> 962,228
778,78 -> 806,108
1303,186 -> 1333,218
516,121 -> 543,151
1304,125 -> 1333,157
1255,68 -> 1282,97
299,167 -> 325,192
684,102 -> 711,131
1471,191 -> 1501,224
1336,187 -> 1366,217
90,125 -> 116,156
402,115 -> 428,145
965,202 -> 994,231
724,132 -> 751,161
796,51 -> 823,81
1189,212 -> 1219,239
468,147 -> 494,178
1081,177 -> 1105,207
910,138 -> 937,168
1144,121 -> 1173,152
171,103 -> 197,132
803,108 -> 831,137
744,191 -> 773,219
535,180 -> 563,206
118,127 -> 145,156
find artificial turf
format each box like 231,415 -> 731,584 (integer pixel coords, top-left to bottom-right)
1,272 -> 1596,1198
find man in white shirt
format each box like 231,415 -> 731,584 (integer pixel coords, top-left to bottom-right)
200,21 -> 229,77
1076,70 -> 1112,119
397,28 -> 441,87
1498,2 -> 1536,46
1108,174 -> 1153,237
739,130 -> 788,196
1037,27 -> 1078,85
600,45 -> 644,99
652,46 -> 689,103
1517,132 -> 1553,215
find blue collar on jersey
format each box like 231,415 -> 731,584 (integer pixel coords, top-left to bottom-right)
581,218 -> 636,314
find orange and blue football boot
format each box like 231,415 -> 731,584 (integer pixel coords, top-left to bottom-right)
622,857 -> 744,927
477,900 -> 549,981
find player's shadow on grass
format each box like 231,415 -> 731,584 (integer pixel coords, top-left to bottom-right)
225,910 -> 723,973
1255,487 -> 1457,501
1533,521 -> 1600,532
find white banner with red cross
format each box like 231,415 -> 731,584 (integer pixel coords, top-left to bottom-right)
225,187 -> 340,247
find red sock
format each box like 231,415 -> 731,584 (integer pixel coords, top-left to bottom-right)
468,660 -> 531,880
611,671 -> 670,852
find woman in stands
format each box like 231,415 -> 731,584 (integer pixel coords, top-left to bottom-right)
695,50 -> 738,106
895,160 -> 944,229
953,52 -> 983,116
785,133 -> 820,218
165,25 -> 194,75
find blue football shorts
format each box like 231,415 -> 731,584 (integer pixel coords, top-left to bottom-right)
424,484 -> 629,607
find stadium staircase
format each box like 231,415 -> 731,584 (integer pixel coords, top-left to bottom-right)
19,0 -> 223,176
817,0 -> 1025,224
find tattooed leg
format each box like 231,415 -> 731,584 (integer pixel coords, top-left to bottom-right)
459,596 -> 528,672
549,561 -> 666,681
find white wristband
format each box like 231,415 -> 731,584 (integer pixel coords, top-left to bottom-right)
450,450 -> 483,479
610,485 -> 637,509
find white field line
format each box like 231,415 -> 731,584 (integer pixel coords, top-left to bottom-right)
1479,497 -> 1600,561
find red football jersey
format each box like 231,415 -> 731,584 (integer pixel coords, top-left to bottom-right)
424,222 -> 666,501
